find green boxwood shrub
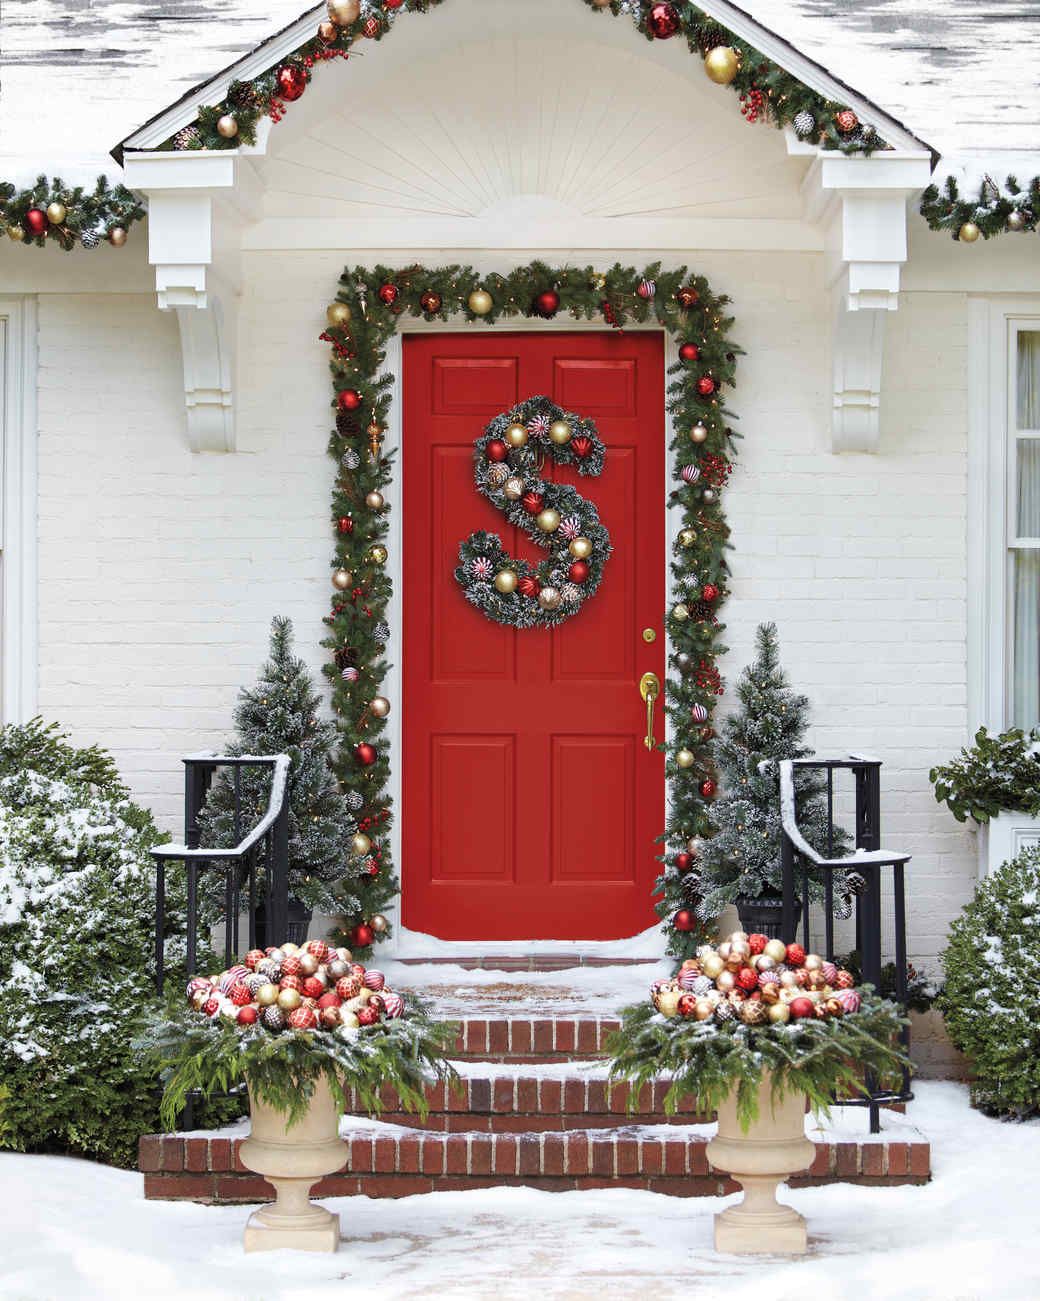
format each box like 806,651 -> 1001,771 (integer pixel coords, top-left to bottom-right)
940,843 -> 1040,1117
0,720 -> 237,1166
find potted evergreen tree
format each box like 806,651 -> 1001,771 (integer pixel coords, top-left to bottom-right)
197,617 -> 357,945
693,624 -> 848,936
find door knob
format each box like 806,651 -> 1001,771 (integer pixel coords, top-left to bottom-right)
639,672 -> 661,750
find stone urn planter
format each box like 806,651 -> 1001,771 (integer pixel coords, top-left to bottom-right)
239,1075 -> 347,1253
706,1073 -> 814,1255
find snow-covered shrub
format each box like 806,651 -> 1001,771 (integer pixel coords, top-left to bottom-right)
0,720 -> 235,1165
940,844 -> 1040,1117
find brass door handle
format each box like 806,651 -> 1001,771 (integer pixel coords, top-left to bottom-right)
639,672 -> 661,750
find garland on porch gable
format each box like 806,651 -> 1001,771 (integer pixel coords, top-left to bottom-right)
920,173 -> 1040,242
321,261 -> 740,959
0,175 -> 144,249
160,0 -> 885,157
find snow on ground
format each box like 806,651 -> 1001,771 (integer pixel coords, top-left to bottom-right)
2,1082 -> 1037,1301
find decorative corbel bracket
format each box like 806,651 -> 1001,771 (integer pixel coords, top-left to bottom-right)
797,148 -> 933,451
122,151 -> 260,451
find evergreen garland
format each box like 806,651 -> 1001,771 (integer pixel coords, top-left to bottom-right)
155,0 -> 885,158
0,175 -> 144,250
920,174 -> 1040,240
608,991 -> 909,1129
322,259 -> 739,958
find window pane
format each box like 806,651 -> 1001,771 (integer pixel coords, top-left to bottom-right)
1019,439 -> 1040,539
1013,550 -> 1040,729
1017,331 -> 1040,429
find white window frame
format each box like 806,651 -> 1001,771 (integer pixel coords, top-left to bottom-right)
0,297 -> 38,724
968,296 -> 1040,733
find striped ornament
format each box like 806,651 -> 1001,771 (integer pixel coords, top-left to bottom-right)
681,464 -> 701,484
363,969 -> 386,992
381,991 -> 405,1019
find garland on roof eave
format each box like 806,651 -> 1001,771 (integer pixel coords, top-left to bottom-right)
320,261 -> 741,960
158,0 -> 888,156
920,173 -> 1040,241
0,175 -> 144,250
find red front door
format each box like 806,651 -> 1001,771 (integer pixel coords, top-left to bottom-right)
402,332 -> 665,940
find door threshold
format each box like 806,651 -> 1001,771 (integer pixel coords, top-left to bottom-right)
393,954 -> 656,972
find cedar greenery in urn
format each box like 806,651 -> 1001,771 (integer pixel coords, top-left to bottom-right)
609,930 -> 909,1254
141,939 -> 455,1253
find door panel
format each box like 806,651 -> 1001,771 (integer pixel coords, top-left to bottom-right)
403,331 -> 665,940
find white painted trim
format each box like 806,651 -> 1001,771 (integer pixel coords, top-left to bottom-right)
967,295 -> 1040,734
375,312 -> 672,956
0,297 -> 39,724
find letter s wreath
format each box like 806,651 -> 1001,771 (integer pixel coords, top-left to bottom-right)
454,396 -> 611,628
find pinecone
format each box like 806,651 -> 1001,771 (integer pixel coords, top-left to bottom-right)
174,124 -> 203,151
846,870 -> 868,895
792,110 -> 816,139
229,80 -> 259,111
341,448 -> 361,470
692,21 -> 729,53
714,999 -> 735,1023
79,228 -> 102,250
337,410 -> 361,436
345,790 -> 364,812
373,622 -> 390,643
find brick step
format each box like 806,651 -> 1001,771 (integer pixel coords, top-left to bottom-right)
450,1016 -> 620,1063
141,1125 -> 930,1203
346,1067 -> 708,1133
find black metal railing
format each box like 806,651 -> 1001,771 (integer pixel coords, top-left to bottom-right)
776,755 -> 912,1132
152,753 -> 290,996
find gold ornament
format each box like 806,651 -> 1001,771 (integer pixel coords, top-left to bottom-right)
339,1010 -> 361,1030
216,115 -> 239,140
368,544 -> 388,565
701,953 -> 724,980
672,603 -> 690,621
768,1002 -> 791,1024
505,422 -> 528,447
332,568 -> 353,590
494,570 -> 518,594
468,288 -> 493,316
351,832 -> 372,856
690,422 -> 709,443
317,18 -> 339,42
803,953 -> 823,971
7,225 -> 25,242
569,537 -> 593,560
591,272 -> 607,291
503,477 -> 525,501
257,983 -> 279,1006
277,988 -> 302,1011
369,695 -> 390,718
959,222 -> 981,243
694,998 -> 715,1021
538,586 -> 562,611
1008,210 -> 1027,232
549,419 -> 572,445
716,969 -> 736,993
46,201 -> 67,225
704,45 -> 740,85
298,953 -> 319,976
537,508 -> 561,533
760,983 -> 781,1006
763,938 -> 787,963
590,0 -> 612,6
327,0 -> 360,23
365,490 -> 385,511
676,748 -> 695,768
108,226 -> 128,247
678,528 -> 696,548
326,301 -> 352,327
370,913 -> 389,934
655,988 -> 682,1018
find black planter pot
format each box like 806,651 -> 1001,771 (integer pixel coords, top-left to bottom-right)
735,893 -> 796,940
254,898 -> 313,950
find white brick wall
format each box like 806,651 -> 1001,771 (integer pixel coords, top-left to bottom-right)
34,253 -> 978,969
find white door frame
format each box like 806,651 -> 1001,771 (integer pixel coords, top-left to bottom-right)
378,314 -> 677,957
0,297 -> 39,725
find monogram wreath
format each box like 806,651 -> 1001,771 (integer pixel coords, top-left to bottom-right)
454,396 -> 612,628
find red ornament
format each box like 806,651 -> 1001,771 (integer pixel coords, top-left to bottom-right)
358,1004 -> 381,1026
420,290 -> 442,315
678,342 -> 700,362
275,63 -> 307,102
229,983 -> 252,1006
702,583 -> 720,602
317,991 -> 342,1009
696,375 -> 717,397
748,933 -> 768,955
337,515 -> 354,534
647,2 -> 680,39
676,286 -> 699,309
378,282 -> 399,305
571,436 -> 593,459
279,975 -> 303,992
486,439 -> 509,462
302,976 -> 325,999
244,949 -> 265,970
790,997 -> 815,1020
337,388 -> 362,411
362,15 -> 381,37
736,967 -> 759,992
675,851 -> 693,873
355,742 -> 378,767
786,943 -> 806,967
699,778 -> 717,798
521,491 -> 544,514
835,109 -> 859,135
567,560 -> 590,584
385,0 -> 403,6
335,975 -> 361,1000
23,208 -> 48,238
288,1006 -> 318,1029
677,992 -> 699,1018
835,969 -> 855,989
517,576 -> 541,599
350,922 -> 375,949
672,909 -> 696,932
535,289 -> 560,318
202,997 -> 220,1017
236,1006 -> 259,1025
305,939 -> 329,962
280,955 -> 302,976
